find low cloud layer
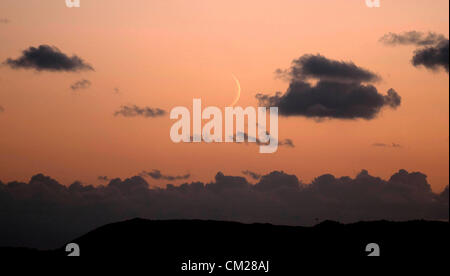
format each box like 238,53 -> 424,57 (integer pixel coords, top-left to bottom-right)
380,31 -> 449,73
70,79 -> 91,91
4,45 -> 94,72
0,169 -> 447,249
114,105 -> 166,118
143,170 -> 191,181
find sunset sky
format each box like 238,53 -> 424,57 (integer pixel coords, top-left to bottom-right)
0,0 -> 448,192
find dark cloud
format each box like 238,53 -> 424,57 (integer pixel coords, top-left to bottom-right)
143,170 -> 191,181
114,105 -> 166,118
107,176 -> 149,194
255,171 -> 301,192
0,18 -> 9,24
380,31 -> 447,46
0,169 -> 447,249
439,186 -> 449,204
260,54 -> 400,120
380,31 -> 449,73
242,170 -> 262,180
373,143 -> 402,148
257,81 -> 401,120
412,40 -> 449,72
70,79 -> 91,91
276,54 -> 380,83
0,106 -> 4,113
4,45 -> 94,72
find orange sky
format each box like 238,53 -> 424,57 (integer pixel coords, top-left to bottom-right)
0,0 -> 448,192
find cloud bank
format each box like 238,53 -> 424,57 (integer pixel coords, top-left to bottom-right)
257,54 -> 401,120
114,105 -> 166,118
0,169 -> 447,249
4,45 -> 94,72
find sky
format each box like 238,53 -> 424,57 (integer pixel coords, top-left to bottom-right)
0,0 -> 449,192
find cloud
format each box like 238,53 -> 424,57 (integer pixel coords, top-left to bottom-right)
0,169 -> 448,249
188,133 -> 295,148
143,170 -> 191,181
242,170 -> 262,180
0,169 -> 447,249
98,176 -> 109,182
412,40 -> 449,72
70,79 -> 91,91
114,105 -> 166,118
276,54 -> 380,83
380,31 -> 449,73
380,31 -> 447,46
230,132 -> 295,148
373,143 -> 402,148
0,18 -> 9,24
278,138 -> 295,148
259,54 -> 400,120
4,45 -> 94,72
0,106 -> 4,113
107,176 -> 149,194
257,82 -> 401,120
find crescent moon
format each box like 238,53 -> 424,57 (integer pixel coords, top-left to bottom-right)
230,74 -> 241,107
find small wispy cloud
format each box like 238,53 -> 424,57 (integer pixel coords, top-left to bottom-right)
70,79 -> 91,91
373,143 -> 402,149
231,132 -> 295,148
380,31 -> 447,46
114,105 -> 166,118
186,132 -> 295,149
98,176 -> 109,182
142,170 -> 191,181
242,170 -> 262,180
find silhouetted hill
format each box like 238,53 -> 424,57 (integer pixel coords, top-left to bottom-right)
0,219 -> 448,272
